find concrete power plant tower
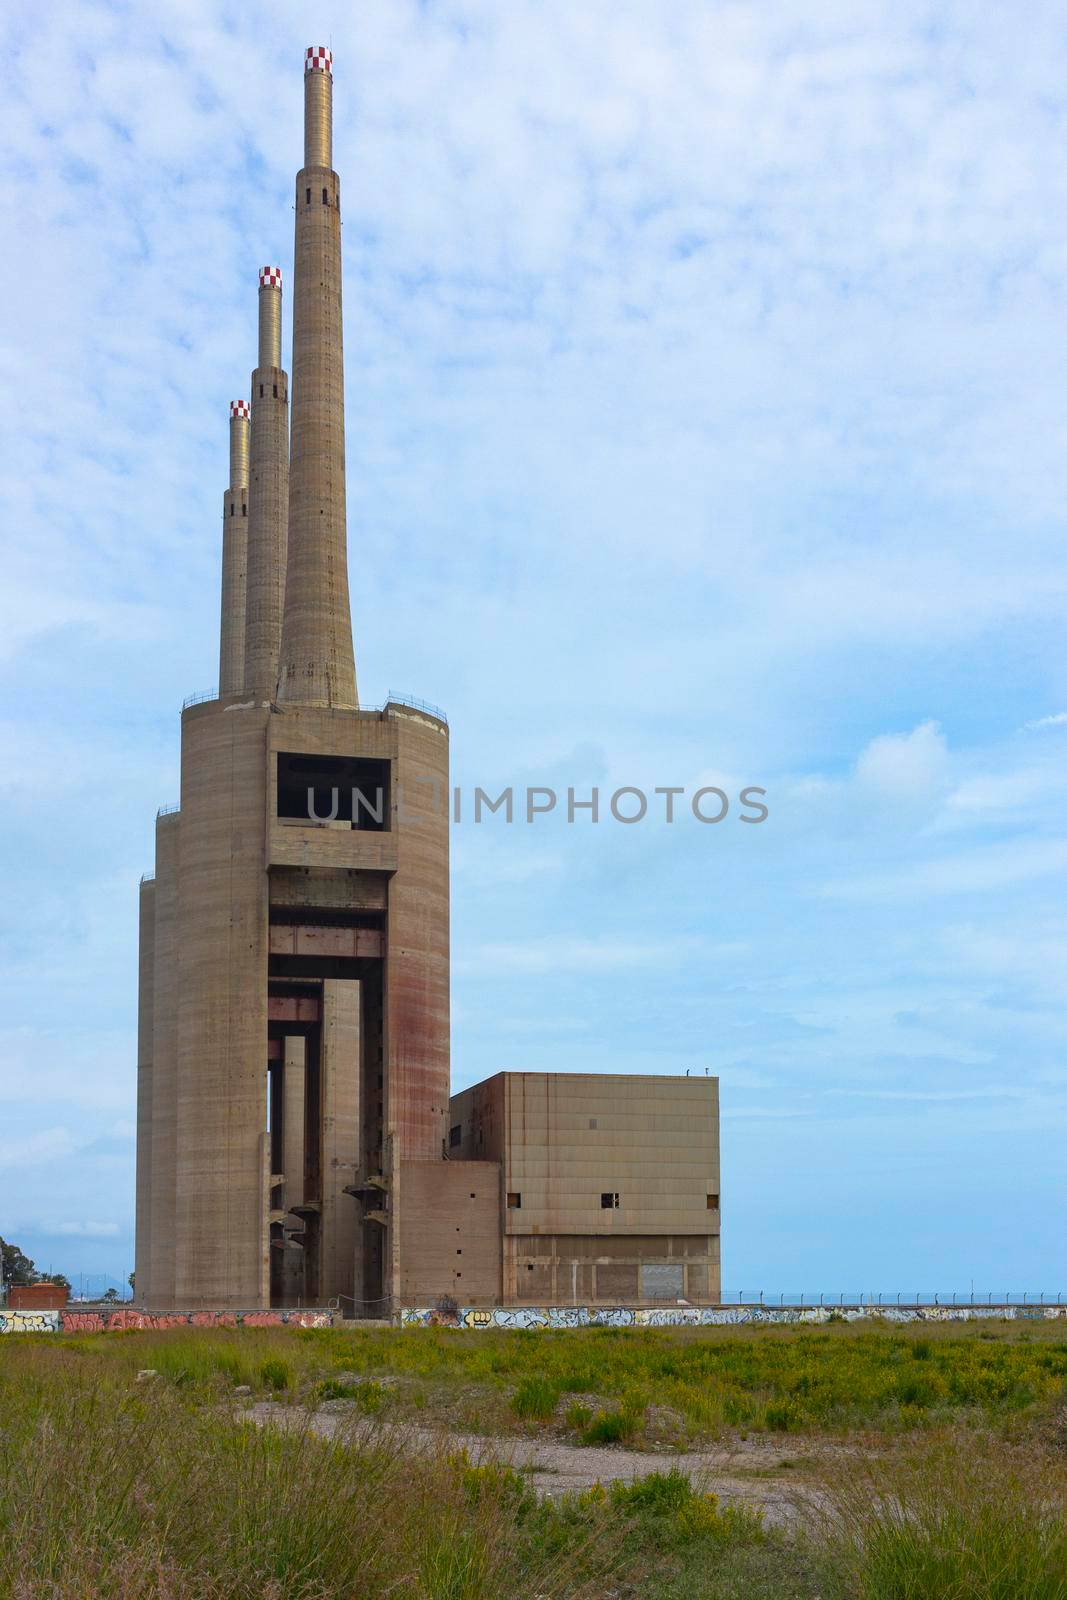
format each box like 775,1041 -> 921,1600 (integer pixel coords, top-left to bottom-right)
134,48 -> 450,1314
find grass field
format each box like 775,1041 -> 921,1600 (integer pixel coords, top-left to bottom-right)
1,1319 -> 1065,1598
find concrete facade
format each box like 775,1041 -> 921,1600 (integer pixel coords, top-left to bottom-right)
135,47 -> 719,1316
449,1073 -> 721,1305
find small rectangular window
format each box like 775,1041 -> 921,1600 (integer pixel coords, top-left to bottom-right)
601,1192 -> 620,1209
322,186 -> 329,204
448,1125 -> 461,1148
272,383 -> 278,398
506,1192 -> 521,1209
306,186 -> 311,204
707,1193 -> 719,1210
259,384 -> 264,398
229,503 -> 234,517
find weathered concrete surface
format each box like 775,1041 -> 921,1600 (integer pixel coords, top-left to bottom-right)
149,812 -> 181,1307
244,273 -> 288,700
134,877 -> 156,1307
174,702 -> 270,1310
449,1073 -> 720,1304
219,403 -> 250,695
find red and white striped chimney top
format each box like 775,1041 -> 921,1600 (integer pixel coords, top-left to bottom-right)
230,400 -> 250,421
259,265 -> 282,289
305,45 -> 332,74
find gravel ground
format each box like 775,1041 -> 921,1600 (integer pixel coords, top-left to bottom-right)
245,1403 -> 832,1530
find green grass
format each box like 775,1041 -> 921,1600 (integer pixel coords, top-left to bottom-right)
0,1329 -> 1064,1597
820,1434 -> 1067,1600
308,1316 -> 1067,1440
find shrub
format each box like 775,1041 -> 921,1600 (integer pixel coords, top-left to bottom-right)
511,1377 -> 559,1421
582,1408 -> 637,1444
259,1357 -> 290,1391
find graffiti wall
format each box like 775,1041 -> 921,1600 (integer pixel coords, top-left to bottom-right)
0,1307 -> 332,1334
0,1309 -> 61,1334
399,1303 -> 1067,1330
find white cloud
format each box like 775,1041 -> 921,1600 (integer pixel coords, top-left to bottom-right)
855,721 -> 949,799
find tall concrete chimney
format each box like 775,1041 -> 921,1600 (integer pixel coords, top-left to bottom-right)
243,268 -> 290,700
276,46 -> 358,709
218,400 -> 249,695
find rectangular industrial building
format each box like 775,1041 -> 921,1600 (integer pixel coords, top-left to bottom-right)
433,1073 -> 721,1306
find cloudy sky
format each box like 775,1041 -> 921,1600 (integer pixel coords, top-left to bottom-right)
2,0 -> 1066,1296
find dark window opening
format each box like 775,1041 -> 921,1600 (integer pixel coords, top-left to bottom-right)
276,751 -> 390,830
229,503 -> 234,517
322,186 -> 329,204
469,1192 -> 476,1200
259,384 -> 264,398
448,1125 -> 461,1148
601,1192 -> 620,1209
527,1263 -> 534,1271
707,1194 -> 719,1210
306,186 -> 311,204
456,1249 -> 462,1255
506,1192 -> 521,1209
241,503 -> 246,516
273,382 -> 278,398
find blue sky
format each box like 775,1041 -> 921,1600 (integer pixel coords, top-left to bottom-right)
2,0 -> 1066,1296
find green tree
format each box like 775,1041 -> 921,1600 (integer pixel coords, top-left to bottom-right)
101,1287 -> 120,1304
0,1237 -> 40,1287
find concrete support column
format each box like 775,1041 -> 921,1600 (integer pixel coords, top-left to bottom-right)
280,1035 -> 306,1304
134,877 -> 156,1307
320,980 -> 359,1310
149,812 -> 180,1307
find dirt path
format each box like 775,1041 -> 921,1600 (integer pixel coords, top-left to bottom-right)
246,1404 -> 831,1530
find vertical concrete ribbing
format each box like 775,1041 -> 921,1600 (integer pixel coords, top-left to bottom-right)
277,50 -> 358,709
134,878 -> 156,1307
244,272 -> 289,700
219,404 -> 250,696
149,813 -> 180,1307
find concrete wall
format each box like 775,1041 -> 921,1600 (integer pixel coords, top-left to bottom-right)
149,813 -> 180,1306
134,877 -> 156,1306
400,1303 -> 1067,1329
0,1308 -> 332,1333
397,1160 -> 502,1305
449,1072 -> 721,1304
174,701 -> 271,1309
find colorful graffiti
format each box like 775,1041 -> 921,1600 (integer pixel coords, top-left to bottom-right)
399,1303 -> 1067,1331
0,1309 -> 61,1334
1,1307 -> 332,1334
